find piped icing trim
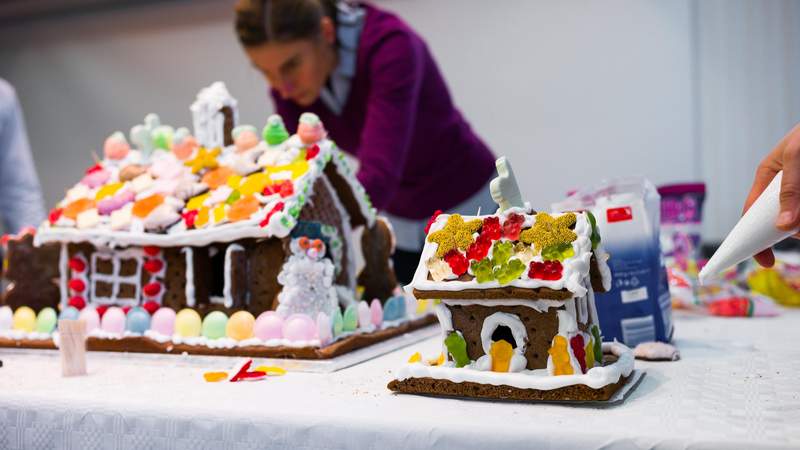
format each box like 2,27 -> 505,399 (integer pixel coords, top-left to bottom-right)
182,247 -> 195,307
479,311 -> 527,355
393,342 -> 634,391
222,243 -> 245,308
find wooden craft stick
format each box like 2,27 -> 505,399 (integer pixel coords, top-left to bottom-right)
59,319 -> 87,377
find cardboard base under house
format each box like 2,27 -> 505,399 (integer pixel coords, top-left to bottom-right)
0,315 -> 437,373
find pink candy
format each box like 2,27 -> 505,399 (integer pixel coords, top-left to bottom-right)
104,133 -> 130,160
254,311 -> 284,340
282,314 -> 316,341
100,306 -> 126,334
150,307 -> 176,336
316,312 -> 332,345
297,113 -> 326,145
235,130 -> 259,152
81,169 -> 111,188
369,299 -> 383,327
172,136 -> 198,160
78,307 -> 100,333
97,189 -> 135,215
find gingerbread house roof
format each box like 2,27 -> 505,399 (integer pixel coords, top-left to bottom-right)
35,111 -> 375,249
407,208 -> 611,301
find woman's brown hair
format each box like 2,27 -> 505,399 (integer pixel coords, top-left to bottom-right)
235,0 -> 339,47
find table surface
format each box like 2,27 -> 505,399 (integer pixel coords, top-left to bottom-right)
1,310 -> 799,450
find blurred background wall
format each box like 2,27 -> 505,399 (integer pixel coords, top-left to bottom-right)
0,0 -> 798,242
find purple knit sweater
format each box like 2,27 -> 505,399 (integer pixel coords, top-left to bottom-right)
272,3 -> 495,220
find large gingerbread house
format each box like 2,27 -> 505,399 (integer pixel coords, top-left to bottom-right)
0,82 -> 432,358
389,160 -> 635,401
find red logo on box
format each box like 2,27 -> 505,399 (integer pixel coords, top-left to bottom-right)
607,206 -> 633,223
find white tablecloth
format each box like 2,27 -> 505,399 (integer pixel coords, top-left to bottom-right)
1,310 -> 799,450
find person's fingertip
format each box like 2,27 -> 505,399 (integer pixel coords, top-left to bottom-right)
754,249 -> 775,268
776,210 -> 798,230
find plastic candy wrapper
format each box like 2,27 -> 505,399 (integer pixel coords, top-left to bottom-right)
658,183 -> 705,263
553,177 -> 673,346
746,251 -> 800,307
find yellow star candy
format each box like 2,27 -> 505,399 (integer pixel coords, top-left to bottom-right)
184,147 -> 220,174
427,214 -> 482,257
520,212 -> 577,252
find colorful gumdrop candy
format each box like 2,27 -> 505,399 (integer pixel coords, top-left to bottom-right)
443,250 -> 468,276
81,166 -> 111,188
332,308 -> 344,336
63,198 -> 95,220
369,299 -> 383,327
528,260 -> 563,280
101,307 -> 126,334
584,339 -> 595,370
232,125 -> 259,152
542,243 -> 575,261
151,307 -> 176,336
175,308 -> 202,337
263,114 -> 289,146
342,304 -> 358,332
357,301 -> 370,329
226,311 -> 255,341
35,307 -> 57,334
58,306 -> 80,321
282,314 -> 316,341
104,131 -> 130,160
227,195 -> 260,222
503,212 -> 524,240
481,216 -> 502,240
444,331 -> 470,368
151,125 -> 174,150
172,128 -> 198,160
493,258 -> 526,284
202,311 -> 228,339
570,334 -> 587,373
491,240 -> 513,267
548,335 -> 574,375
126,307 -> 151,334
254,311 -> 283,340
382,295 -> 406,321
297,112 -> 326,145
132,194 -> 164,218
470,258 -> 495,283
490,339 -> 514,372
0,306 -> 13,331
202,167 -> 235,189
591,325 -> 603,363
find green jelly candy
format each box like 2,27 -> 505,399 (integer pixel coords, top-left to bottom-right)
444,331 -> 470,368
542,242 -> 575,261
225,190 -> 241,205
493,259 -> 526,285
201,311 -> 228,339
263,115 -> 289,146
332,308 -> 344,336
491,241 -> 513,267
343,304 -> 358,332
587,211 -> 601,250
591,325 -> 603,363
35,307 -> 57,334
151,126 -> 173,150
289,204 -> 300,218
471,258 -> 495,283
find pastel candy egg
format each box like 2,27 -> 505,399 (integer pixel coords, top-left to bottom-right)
316,312 -> 332,345
172,135 -> 198,160
81,169 -> 111,188
174,308 -> 201,337
104,131 -> 130,160
226,311 -> 255,341
126,307 -> 151,334
150,307 -> 176,336
382,295 -> 406,321
234,129 -> 259,153
58,306 -> 80,322
101,306 -> 126,334
342,304 -> 358,332
369,299 -> 383,327
0,306 -> 13,330
12,306 -> 37,332
332,308 -> 344,336
357,301 -> 370,329
254,311 -> 283,340
282,314 -> 316,342
78,307 -> 100,333
35,307 -> 58,333
202,311 -> 228,339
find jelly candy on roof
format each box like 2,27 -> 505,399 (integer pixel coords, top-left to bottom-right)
263,114 -> 290,146
427,214 -> 482,258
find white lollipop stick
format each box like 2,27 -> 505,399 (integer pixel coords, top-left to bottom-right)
699,171 -> 797,284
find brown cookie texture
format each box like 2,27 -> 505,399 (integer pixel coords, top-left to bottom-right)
220,106 -> 235,146
358,217 -> 398,302
447,303 -> 560,370
161,247 -> 188,310
590,255 -> 608,293
323,163 -> 368,228
413,286 -> 573,301
387,374 -> 629,402
2,234 -> 60,311
0,315 -> 436,359
246,237 -> 287,314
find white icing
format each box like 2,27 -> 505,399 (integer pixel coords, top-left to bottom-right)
0,330 -> 53,340
58,242 -> 68,306
594,245 -> 613,291
182,247 -> 195,307
509,353 -> 528,372
557,308 -> 577,335
434,303 -> 453,357
479,311 -> 528,356
442,298 -> 564,312
89,248 -> 143,305
190,81 -> 238,149
222,243 -> 245,308
394,342 -> 634,391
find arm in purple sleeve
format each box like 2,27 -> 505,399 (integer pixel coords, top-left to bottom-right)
355,32 -> 424,210
0,80 -> 46,233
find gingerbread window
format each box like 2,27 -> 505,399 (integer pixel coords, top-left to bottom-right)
90,249 -> 143,306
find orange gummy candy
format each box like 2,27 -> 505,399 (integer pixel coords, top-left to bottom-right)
132,194 -> 164,218
203,371 -> 228,382
202,167 -> 235,189
227,195 -> 260,222
63,198 -> 95,220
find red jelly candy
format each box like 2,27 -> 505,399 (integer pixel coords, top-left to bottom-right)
182,210 -> 198,229
570,334 -> 587,373
143,246 -> 160,257
68,296 -> 86,311
277,180 -> 294,198
503,213 -> 524,240
68,278 -> 86,293
142,300 -> 160,315
68,257 -> 86,273
230,359 -> 254,382
96,305 -> 109,318
48,208 -> 63,225
424,210 -> 443,234
143,282 -> 162,297
481,216 -> 502,240
143,259 -> 164,274
466,233 -> 492,261
444,250 -> 469,276
528,261 -> 563,280
305,144 -> 320,160
85,164 -> 103,175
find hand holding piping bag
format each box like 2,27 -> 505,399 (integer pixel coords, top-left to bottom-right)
743,123 -> 800,268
